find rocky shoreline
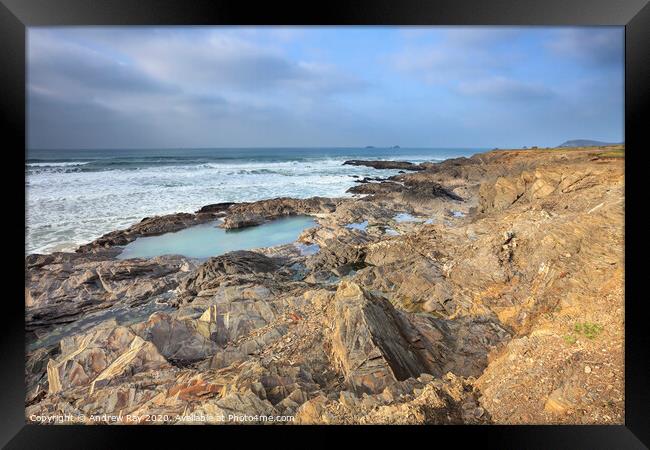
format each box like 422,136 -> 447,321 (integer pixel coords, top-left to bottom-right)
25,145 -> 624,424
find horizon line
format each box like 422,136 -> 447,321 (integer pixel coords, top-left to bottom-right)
27,145 -> 496,151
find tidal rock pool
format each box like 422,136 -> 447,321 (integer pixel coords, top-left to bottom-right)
118,215 -> 317,260
346,220 -> 369,232
393,213 -> 426,223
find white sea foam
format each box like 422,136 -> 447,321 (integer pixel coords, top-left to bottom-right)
27,161 -> 91,167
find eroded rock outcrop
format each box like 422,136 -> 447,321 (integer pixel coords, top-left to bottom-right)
25,253 -> 195,348
327,281 -> 509,397
220,197 -> 338,229
328,282 -> 432,394
179,251 -> 279,297
46,322 -> 171,395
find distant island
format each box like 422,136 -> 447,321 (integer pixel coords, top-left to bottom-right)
557,139 -> 622,148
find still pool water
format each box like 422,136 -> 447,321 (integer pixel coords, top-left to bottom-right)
346,220 -> 369,232
117,215 -> 317,259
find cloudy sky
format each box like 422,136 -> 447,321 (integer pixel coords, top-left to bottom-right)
27,26 -> 624,149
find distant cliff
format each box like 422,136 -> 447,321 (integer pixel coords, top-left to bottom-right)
557,139 -> 621,148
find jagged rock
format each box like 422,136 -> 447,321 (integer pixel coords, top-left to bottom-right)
306,240 -> 366,272
352,258 -> 453,313
328,281 -> 509,396
46,324 -> 170,395
195,202 -> 235,214
26,346 -> 59,404
343,160 -> 425,171
180,251 -> 278,296
296,373 -> 487,424
197,299 -> 277,346
328,281 -> 432,394
221,197 -> 338,228
25,254 -> 193,348
347,181 -> 404,195
131,312 -> 218,363
478,168 -> 601,213
220,213 -> 265,229
194,390 -> 279,423
401,181 -> 464,202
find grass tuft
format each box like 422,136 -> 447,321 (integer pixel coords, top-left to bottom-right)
573,322 -> 603,339
598,149 -> 625,158
563,334 -> 577,345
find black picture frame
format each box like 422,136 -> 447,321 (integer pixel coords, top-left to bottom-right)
2,0 -> 648,447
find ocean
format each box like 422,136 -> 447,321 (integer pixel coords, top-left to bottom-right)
25,147 -> 482,254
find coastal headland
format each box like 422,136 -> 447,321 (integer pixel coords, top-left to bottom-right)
25,145 -> 624,424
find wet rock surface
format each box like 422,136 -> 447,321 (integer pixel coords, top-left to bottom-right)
343,160 -> 425,171
25,146 -> 624,424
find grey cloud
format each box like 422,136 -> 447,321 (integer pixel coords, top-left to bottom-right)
546,28 -> 623,68
28,91 -> 161,149
90,30 -> 367,95
28,28 -> 368,99
389,29 -> 522,84
27,28 -> 370,148
457,77 -> 555,101
26,27 -> 623,149
28,34 -> 177,98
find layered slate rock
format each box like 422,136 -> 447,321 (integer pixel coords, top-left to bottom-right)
328,281 -> 432,394
295,373 -> 489,425
478,168 -> 601,213
180,251 -> 278,296
46,322 -> 170,395
328,281 -> 510,395
195,202 -> 235,214
197,299 -> 276,347
220,212 -> 265,229
25,253 -> 194,348
221,197 -> 338,229
131,312 -> 218,363
306,239 -> 367,273
346,181 -> 404,195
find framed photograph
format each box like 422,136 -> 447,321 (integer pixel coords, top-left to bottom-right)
2,0 -> 648,447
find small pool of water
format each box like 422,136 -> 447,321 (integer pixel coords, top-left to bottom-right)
346,220 -> 369,232
394,213 -> 425,223
295,243 -> 320,256
118,215 -> 317,260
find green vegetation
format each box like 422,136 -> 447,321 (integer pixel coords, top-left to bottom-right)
563,334 -> 577,345
534,145 -> 624,153
564,322 -> 603,344
574,322 -> 603,339
598,149 -> 625,158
